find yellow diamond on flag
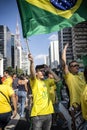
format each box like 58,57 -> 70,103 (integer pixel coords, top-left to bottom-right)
26,0 -> 83,19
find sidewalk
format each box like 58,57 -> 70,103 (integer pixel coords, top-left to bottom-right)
5,113 -> 20,130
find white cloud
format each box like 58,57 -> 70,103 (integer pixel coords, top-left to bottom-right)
48,34 -> 58,41
34,54 -> 47,65
35,54 -> 47,60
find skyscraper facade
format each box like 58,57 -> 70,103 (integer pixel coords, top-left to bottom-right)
15,19 -> 22,69
49,40 -> 59,69
0,25 -> 12,69
58,21 -> 87,68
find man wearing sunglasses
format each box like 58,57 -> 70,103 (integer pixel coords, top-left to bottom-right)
62,43 -> 86,108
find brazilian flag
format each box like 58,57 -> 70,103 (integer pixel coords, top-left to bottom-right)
82,55 -> 87,67
16,0 -> 87,38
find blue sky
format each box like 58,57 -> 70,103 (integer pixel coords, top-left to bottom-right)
0,0 -> 58,65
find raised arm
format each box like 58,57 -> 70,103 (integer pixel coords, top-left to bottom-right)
44,65 -> 60,82
62,43 -> 69,74
48,69 -> 60,82
28,53 -> 35,79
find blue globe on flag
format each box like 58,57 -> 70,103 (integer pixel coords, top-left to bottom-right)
50,0 -> 77,10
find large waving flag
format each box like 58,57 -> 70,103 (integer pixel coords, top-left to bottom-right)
82,55 -> 87,67
16,0 -> 87,38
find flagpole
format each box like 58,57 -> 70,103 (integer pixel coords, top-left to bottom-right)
26,38 -> 30,54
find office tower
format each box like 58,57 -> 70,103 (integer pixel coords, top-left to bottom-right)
0,25 -> 12,69
58,27 -> 73,64
49,40 -> 59,69
22,50 -> 30,75
72,21 -> 87,60
11,33 -> 15,68
58,21 -> 87,69
15,19 -> 22,69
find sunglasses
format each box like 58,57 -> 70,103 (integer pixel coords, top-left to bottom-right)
70,64 -> 79,68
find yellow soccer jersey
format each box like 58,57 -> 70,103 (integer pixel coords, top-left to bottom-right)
81,84 -> 87,120
46,78 -> 56,104
0,84 -> 14,113
3,76 -> 13,87
64,72 -> 86,107
30,77 -> 54,117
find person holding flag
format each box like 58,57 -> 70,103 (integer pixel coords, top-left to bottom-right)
28,53 -> 59,130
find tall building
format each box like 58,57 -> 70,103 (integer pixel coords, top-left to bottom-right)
22,50 -> 30,75
44,55 -> 49,66
15,19 -> 22,69
49,40 -> 59,69
72,21 -> 87,61
0,53 -> 3,76
58,21 -> 87,68
58,27 -> 73,64
0,25 -> 12,70
11,33 -> 15,68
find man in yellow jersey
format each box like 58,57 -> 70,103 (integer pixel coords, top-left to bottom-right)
81,66 -> 87,120
3,70 -> 13,87
28,53 -> 58,130
62,44 -> 86,130
62,43 -> 86,108
0,80 -> 17,130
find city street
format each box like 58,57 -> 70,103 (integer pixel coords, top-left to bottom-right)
5,113 -> 68,130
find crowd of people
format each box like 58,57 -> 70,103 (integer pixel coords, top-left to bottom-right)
0,43 -> 87,130
0,70 -> 31,130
